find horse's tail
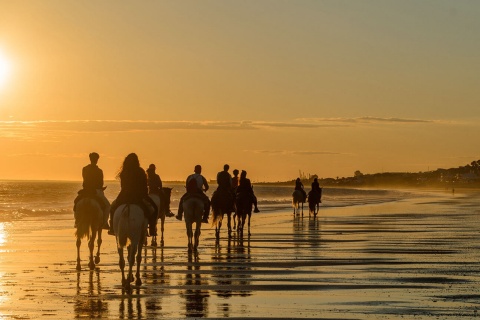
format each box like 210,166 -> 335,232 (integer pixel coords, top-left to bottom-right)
212,205 -> 222,225
75,198 -> 98,240
117,205 -> 130,248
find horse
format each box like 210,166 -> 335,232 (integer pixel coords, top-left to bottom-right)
292,190 -> 305,216
113,204 -> 147,292
211,188 -> 235,240
148,187 -> 173,247
75,197 -> 104,271
235,192 -> 253,237
307,189 -> 322,217
182,195 -> 204,253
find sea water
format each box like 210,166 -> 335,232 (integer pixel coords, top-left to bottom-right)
0,180 -> 416,222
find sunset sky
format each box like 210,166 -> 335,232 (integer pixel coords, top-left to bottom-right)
0,1 -> 479,182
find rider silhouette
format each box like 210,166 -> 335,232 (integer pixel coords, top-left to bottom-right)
236,170 -> 260,213
212,164 -> 235,213
176,165 -> 211,223
73,152 -> 110,229
146,164 -> 174,217
295,177 -> 307,202
108,153 -> 158,236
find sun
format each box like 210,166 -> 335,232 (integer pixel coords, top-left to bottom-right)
0,52 -> 12,88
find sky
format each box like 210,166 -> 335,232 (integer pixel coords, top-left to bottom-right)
0,1 -> 479,182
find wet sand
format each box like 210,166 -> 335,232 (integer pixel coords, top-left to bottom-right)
1,190 -> 480,319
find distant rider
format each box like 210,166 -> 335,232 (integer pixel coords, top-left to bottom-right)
295,177 -> 307,202
175,165 -> 211,223
236,170 -> 260,213
146,164 -> 174,217
309,177 -> 322,203
73,152 -> 110,229
212,164 -> 235,213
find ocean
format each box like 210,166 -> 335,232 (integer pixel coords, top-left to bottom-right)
0,180 -> 417,222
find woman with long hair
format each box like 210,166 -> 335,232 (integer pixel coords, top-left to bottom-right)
108,153 -> 158,236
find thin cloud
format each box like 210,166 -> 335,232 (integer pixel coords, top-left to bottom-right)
245,149 -> 347,156
0,119 -> 333,135
295,117 -> 445,124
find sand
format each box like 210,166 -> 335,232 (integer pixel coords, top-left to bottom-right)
1,189 -> 480,319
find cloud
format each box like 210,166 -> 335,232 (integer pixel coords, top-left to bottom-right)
295,117 -> 443,124
245,149 -> 347,156
0,119 -> 335,136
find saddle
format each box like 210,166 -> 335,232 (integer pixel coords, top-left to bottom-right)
75,189 -> 105,210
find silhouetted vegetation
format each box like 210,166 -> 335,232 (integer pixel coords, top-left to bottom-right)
260,160 -> 480,189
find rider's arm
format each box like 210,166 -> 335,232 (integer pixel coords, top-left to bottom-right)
202,176 -> 209,192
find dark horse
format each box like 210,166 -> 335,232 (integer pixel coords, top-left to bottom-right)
148,187 -> 173,247
211,188 -> 235,240
235,191 -> 253,237
307,188 -> 322,217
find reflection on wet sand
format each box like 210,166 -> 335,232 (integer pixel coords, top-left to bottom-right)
212,235 -> 252,317
181,253 -> 209,318
74,270 -> 108,318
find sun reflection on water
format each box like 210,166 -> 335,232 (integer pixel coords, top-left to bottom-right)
0,224 -> 6,246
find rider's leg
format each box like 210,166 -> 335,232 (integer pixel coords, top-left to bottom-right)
176,195 -> 185,220
253,194 -> 260,213
108,199 -> 118,235
202,194 -> 211,223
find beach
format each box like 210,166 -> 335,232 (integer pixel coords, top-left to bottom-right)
1,188 -> 480,319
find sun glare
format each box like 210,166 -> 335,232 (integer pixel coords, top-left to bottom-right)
0,52 -> 12,88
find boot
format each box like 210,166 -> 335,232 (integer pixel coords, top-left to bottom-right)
108,219 -> 115,235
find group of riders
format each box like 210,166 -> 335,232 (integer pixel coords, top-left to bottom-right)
73,152 -> 263,238
295,176 -> 323,205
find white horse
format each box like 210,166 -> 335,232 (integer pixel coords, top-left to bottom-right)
183,196 -> 204,253
75,197 -> 104,271
113,204 -> 147,292
292,190 -> 305,216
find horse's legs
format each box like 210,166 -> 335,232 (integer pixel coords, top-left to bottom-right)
194,221 -> 201,251
160,215 -> 165,247
76,238 -> 82,271
88,233 -> 96,270
118,247 -> 126,286
95,230 -> 102,265
215,214 -> 222,240
135,239 -> 143,286
227,212 -> 232,237
186,222 -> 193,252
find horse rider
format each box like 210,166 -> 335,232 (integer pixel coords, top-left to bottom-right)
212,164 -> 235,212
236,170 -> 260,213
146,163 -> 174,217
232,169 -> 240,191
108,153 -> 158,236
175,164 -> 211,223
309,177 -> 322,202
73,152 -> 110,229
295,177 -> 307,202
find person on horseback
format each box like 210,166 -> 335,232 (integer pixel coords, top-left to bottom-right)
176,164 -> 211,223
73,152 -> 110,229
108,153 -> 158,236
232,169 -> 240,191
236,170 -> 260,213
309,177 -> 322,202
212,164 -> 235,213
295,177 -> 307,202
146,163 -> 174,217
